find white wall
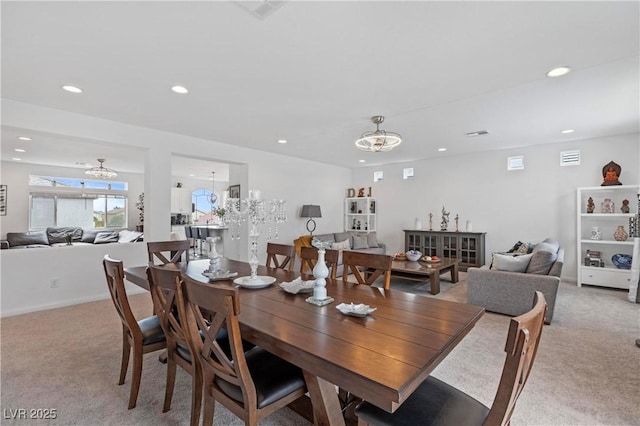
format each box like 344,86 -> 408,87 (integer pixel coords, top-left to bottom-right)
351,133 -> 639,283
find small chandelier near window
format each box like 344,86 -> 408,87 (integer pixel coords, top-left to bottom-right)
209,171 -> 218,205
355,115 -> 402,152
85,158 -> 118,179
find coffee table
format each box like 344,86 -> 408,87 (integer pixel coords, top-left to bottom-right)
388,257 -> 461,295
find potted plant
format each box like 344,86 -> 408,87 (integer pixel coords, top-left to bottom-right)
136,193 -> 144,232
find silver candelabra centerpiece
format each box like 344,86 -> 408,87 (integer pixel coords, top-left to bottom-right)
225,190 -> 287,285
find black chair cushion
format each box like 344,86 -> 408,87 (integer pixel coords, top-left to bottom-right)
138,315 -> 166,345
215,347 -> 305,409
355,376 -> 490,426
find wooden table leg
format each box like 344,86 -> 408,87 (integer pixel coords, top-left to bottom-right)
303,371 -> 346,426
450,263 -> 459,283
429,273 -> 440,295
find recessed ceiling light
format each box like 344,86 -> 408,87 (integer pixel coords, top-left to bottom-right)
359,159 -> 366,163
62,85 -> 83,93
14,148 -> 26,153
546,66 -> 571,77
171,85 -> 189,94
189,174 -> 195,177
277,139 -> 287,144
12,157 -> 22,161
438,148 -> 447,152
18,136 -> 32,141
561,129 -> 575,134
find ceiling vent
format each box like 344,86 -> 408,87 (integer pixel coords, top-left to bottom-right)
560,150 -> 581,166
466,130 -> 489,137
234,1 -> 286,20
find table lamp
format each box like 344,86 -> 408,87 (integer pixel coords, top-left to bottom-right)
301,205 -> 322,235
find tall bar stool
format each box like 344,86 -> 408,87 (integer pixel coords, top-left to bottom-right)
196,227 -> 209,258
184,226 -> 196,257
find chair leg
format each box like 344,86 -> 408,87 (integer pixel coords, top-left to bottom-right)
189,366 -> 203,426
163,357 -> 177,413
128,341 -> 143,409
202,371 -> 215,426
119,330 -> 130,385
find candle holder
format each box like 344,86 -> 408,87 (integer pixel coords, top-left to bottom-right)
225,190 -> 287,286
306,239 -> 334,306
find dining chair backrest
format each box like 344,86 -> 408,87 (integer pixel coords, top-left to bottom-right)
485,291 -> 547,425
147,240 -> 190,265
354,292 -> 547,426
147,263 -> 202,426
342,251 -> 393,289
300,246 -> 339,280
179,273 -> 307,425
103,255 -> 166,409
266,243 -> 296,271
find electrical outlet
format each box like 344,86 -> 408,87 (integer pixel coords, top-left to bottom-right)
50,279 -> 59,288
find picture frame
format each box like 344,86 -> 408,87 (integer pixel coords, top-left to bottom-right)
0,185 -> 6,216
228,184 -> 240,199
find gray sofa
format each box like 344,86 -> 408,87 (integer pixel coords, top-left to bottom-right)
309,231 -> 387,278
467,238 -> 563,324
1,227 -> 143,249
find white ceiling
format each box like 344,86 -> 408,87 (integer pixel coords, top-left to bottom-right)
2,1 -> 639,173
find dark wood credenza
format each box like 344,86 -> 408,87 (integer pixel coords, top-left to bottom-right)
404,230 -> 486,271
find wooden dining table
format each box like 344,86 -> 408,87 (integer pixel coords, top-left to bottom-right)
124,258 -> 484,425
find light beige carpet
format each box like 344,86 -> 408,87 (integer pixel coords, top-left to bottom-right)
1,272 -> 639,425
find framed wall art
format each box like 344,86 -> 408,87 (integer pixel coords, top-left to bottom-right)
228,184 -> 240,199
0,185 -> 6,216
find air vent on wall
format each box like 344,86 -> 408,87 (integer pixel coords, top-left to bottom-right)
234,1 -> 286,20
560,150 -> 581,166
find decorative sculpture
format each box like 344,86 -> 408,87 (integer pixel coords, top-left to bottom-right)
454,214 -> 459,232
429,213 -> 433,231
601,161 -> 622,186
621,199 -> 630,214
440,206 -> 450,231
586,197 -> 595,213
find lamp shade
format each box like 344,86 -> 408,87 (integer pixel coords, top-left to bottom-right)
301,205 -> 322,218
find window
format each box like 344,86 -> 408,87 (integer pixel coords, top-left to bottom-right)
29,176 -> 128,230
191,188 -> 220,224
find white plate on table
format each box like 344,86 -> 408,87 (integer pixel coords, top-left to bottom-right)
233,275 -> 277,289
336,303 -> 377,317
201,271 -> 238,281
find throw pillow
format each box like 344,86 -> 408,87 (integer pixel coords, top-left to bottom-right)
332,239 -> 351,251
366,232 -> 379,248
94,231 -> 120,244
526,242 -> 558,274
352,235 -> 369,250
506,241 -> 524,253
81,228 -> 101,243
118,230 -> 143,243
7,231 -> 49,247
490,253 -> 533,272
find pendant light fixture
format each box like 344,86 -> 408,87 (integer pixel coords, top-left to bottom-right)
355,115 -> 402,152
209,171 -> 218,205
85,158 -> 118,179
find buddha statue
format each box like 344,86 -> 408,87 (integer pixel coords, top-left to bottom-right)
601,161 -> 622,186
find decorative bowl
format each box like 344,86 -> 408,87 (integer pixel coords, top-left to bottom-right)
611,253 -> 632,269
405,250 -> 422,262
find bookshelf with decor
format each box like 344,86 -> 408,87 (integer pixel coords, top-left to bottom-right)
345,197 -> 376,232
576,185 -> 639,289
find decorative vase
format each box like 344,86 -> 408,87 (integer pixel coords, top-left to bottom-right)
312,248 -> 329,300
613,225 -> 628,241
590,226 -> 602,240
415,218 -> 422,230
466,220 -> 472,232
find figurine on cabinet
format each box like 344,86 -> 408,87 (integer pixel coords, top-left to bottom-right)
358,187 -> 365,197
440,206 -> 450,231
586,197 -> 595,213
352,218 -> 357,230
601,160 -> 622,186
621,199 -> 630,214
601,198 -> 615,213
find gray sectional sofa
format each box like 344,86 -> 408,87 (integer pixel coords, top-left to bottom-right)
1,227 -> 143,249
308,231 -> 386,277
467,238 -> 563,324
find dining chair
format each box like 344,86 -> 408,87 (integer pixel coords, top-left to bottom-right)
178,273 -> 307,426
184,226 -> 196,257
146,263 -> 201,426
300,246 -> 340,280
355,291 -> 548,426
102,255 -> 166,410
265,243 -> 296,271
147,240 -> 190,265
342,251 -> 393,290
